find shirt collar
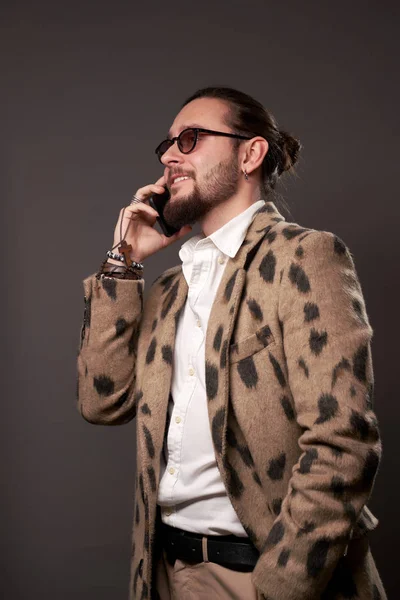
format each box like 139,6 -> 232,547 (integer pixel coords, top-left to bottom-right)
178,199 -> 266,264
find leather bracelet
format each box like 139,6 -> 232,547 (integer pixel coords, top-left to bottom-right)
102,265 -> 143,279
100,267 -> 143,280
103,264 -> 133,273
105,259 -> 143,268
101,271 -> 142,280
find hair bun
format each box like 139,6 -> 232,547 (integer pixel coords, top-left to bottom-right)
277,130 -> 302,174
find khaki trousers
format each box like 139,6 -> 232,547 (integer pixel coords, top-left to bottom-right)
155,548 -> 261,600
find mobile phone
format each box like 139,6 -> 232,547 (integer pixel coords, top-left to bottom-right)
148,186 -> 180,237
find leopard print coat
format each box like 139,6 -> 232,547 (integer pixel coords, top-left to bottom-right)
77,200 -> 387,599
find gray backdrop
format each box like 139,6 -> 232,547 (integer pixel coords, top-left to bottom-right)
2,1 -> 399,598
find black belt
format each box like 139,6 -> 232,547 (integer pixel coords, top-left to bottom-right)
160,522 -> 259,571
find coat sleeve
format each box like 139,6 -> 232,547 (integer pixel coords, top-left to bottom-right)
252,230 -> 382,600
76,273 -> 145,425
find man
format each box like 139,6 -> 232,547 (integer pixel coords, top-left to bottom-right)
77,86 -> 387,599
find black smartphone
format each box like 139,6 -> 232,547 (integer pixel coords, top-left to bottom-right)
148,186 -> 180,237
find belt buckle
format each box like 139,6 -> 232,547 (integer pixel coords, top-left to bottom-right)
163,525 -> 258,571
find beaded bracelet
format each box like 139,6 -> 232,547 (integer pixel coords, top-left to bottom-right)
106,250 -> 125,262
106,250 -> 145,269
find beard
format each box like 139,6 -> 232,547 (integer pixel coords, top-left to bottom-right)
163,149 -> 240,229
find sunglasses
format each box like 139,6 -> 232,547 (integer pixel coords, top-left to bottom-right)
155,127 -> 252,163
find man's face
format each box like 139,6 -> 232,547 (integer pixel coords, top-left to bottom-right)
160,97 -> 242,229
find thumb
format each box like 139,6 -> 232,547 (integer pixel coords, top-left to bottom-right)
179,225 -> 193,236
163,224 -> 193,246
173,225 -> 193,240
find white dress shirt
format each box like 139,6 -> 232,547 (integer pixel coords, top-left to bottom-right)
157,199 -> 266,536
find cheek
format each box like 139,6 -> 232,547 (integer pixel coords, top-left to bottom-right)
194,156 -> 215,179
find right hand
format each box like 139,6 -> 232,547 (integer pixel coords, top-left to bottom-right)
111,175 -> 192,263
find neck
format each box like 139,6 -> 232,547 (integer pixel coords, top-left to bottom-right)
200,184 -> 263,237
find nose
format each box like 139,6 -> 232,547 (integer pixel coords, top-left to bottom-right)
160,140 -> 185,167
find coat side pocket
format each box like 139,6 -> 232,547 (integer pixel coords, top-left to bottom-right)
229,324 -> 276,364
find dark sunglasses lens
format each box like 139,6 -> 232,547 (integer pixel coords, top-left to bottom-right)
157,140 -> 172,161
179,129 -> 197,153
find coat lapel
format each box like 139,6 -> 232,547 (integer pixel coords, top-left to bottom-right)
204,201 -> 286,482
139,200 -> 286,498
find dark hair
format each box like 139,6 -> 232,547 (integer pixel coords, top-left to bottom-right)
181,86 -> 301,212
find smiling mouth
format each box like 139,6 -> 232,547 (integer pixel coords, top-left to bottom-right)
171,177 -> 192,187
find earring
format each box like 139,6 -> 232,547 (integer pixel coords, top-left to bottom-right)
243,169 -> 249,181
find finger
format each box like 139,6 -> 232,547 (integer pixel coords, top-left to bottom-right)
124,203 -> 159,219
135,183 -> 166,199
155,174 -> 167,186
119,204 -> 145,217
125,208 -> 158,222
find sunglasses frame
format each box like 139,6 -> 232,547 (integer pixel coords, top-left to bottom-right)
155,127 -> 253,162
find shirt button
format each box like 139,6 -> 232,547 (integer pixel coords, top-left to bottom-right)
165,509 -> 172,516
175,416 -> 181,424
169,467 -> 175,475
189,367 -> 195,376
218,256 -> 225,264
196,319 -> 201,327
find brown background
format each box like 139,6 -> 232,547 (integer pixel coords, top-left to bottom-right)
2,1 -> 399,598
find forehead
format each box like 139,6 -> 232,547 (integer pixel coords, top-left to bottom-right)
167,97 -> 229,137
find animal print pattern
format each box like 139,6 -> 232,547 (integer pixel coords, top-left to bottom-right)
77,201 -> 387,599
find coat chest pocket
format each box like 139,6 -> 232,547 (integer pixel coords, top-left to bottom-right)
229,324 -> 276,364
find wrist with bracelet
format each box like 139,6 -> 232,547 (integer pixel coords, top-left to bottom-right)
95,199 -> 145,282
96,257 -> 144,281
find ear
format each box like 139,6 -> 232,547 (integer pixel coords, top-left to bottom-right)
242,137 -> 269,174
